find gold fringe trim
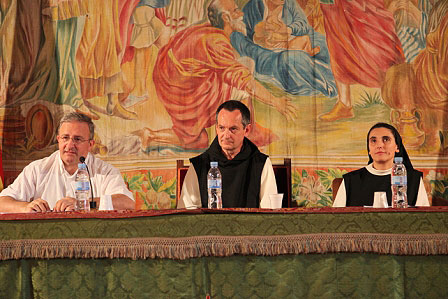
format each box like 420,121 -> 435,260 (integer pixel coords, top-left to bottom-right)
1,233 -> 448,260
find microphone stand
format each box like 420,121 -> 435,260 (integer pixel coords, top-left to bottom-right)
80,157 -> 97,210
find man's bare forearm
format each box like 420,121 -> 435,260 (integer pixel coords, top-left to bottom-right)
247,80 -> 278,107
0,196 -> 29,213
112,194 -> 135,210
245,79 -> 298,121
91,194 -> 135,210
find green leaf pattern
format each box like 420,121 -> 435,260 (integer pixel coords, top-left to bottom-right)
123,171 -> 176,210
293,168 -> 347,207
428,170 -> 448,201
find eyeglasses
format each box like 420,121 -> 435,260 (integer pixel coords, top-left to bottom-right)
58,135 -> 90,145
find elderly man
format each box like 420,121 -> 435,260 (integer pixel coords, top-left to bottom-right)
0,112 -> 134,213
137,0 -> 297,150
178,101 -> 277,208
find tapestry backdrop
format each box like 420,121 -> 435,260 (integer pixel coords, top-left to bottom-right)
1,0 -> 447,209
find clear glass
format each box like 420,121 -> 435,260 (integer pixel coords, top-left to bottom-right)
269,194 -> 284,209
75,191 -> 90,212
373,192 -> 388,208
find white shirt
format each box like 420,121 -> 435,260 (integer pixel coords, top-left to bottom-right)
178,158 -> 278,209
0,151 -> 134,210
333,164 -> 429,207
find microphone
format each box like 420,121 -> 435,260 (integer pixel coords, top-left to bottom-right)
79,156 -> 97,209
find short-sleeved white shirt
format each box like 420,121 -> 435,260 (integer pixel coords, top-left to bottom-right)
0,151 -> 134,210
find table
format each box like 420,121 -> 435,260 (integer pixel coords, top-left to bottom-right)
1,207 -> 448,298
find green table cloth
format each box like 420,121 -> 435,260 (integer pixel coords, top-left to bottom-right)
1,207 -> 447,298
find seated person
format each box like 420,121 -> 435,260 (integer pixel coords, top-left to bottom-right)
0,112 -> 135,213
178,100 -> 278,208
333,122 -> 429,207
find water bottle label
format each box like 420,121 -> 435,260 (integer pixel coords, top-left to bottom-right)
208,179 -> 222,189
75,181 -> 90,191
392,176 -> 407,185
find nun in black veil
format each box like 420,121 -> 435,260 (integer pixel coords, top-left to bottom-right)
333,123 -> 429,207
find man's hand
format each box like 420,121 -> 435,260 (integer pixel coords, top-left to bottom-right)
249,80 -> 299,122
54,197 -> 76,212
23,199 -> 51,213
275,97 -> 299,122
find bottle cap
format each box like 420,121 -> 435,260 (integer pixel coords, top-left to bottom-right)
394,157 -> 403,163
210,161 -> 218,167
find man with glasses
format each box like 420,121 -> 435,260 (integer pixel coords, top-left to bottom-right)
0,112 -> 134,212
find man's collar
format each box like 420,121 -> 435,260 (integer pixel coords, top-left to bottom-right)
57,151 -> 91,175
207,137 -> 259,164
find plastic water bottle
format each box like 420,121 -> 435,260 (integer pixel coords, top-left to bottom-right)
391,157 -> 408,208
207,162 -> 222,209
75,163 -> 91,211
